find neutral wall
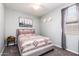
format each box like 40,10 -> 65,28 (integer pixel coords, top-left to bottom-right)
0,4 -> 5,55
40,3 -> 79,54
5,8 -> 40,42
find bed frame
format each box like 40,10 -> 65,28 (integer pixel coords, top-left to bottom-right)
16,29 -> 54,56
22,44 -> 54,56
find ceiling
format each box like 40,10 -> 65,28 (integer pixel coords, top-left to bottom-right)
4,3 -> 65,17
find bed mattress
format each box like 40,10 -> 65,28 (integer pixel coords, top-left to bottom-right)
17,29 -> 53,56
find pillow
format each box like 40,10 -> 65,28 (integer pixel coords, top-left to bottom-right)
18,29 -> 35,35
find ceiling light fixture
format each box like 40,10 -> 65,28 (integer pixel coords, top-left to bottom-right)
32,3 -> 41,10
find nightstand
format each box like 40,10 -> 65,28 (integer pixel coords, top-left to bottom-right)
7,36 -> 16,46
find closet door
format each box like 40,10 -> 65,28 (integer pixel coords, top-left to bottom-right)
62,4 -> 79,53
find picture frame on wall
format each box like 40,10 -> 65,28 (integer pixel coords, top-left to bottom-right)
18,17 -> 33,27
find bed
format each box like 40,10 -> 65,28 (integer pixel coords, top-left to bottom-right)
16,29 -> 53,56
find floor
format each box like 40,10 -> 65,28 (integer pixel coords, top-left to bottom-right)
2,45 -> 20,56
2,45 -> 78,56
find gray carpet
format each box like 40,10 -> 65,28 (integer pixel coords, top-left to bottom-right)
2,45 -> 20,56
2,45 -> 78,56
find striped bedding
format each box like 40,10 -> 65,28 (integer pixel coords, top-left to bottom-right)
18,34 -> 52,53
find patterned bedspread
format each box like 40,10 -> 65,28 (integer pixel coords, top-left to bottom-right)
18,34 -> 52,53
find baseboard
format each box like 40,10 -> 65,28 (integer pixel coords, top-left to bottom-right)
53,44 -> 62,48
0,47 -> 5,56
66,49 -> 78,54
5,43 -> 17,46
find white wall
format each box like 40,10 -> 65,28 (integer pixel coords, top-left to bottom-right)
0,4 -> 5,55
5,8 -> 40,42
40,3 -> 79,54
40,7 -> 62,47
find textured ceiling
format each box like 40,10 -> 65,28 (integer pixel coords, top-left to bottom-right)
4,3 -> 65,17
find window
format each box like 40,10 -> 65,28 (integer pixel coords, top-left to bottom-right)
66,5 -> 77,23
64,5 -> 79,35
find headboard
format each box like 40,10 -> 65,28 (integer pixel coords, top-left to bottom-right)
16,29 -> 35,36
16,29 -> 35,41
